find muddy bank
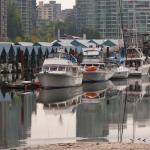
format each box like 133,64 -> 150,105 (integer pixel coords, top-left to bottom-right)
21,142 -> 150,150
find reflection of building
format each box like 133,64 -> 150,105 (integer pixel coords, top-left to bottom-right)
106,95 -> 127,127
0,91 -> 36,149
76,102 -> 109,139
0,0 -> 7,40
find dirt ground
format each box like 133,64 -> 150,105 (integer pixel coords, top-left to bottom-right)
21,142 -> 150,150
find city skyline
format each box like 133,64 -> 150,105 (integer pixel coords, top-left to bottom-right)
36,0 -> 75,9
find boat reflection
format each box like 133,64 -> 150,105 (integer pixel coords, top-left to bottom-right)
76,82 -> 108,141
111,79 -> 128,91
125,77 -> 150,103
27,87 -> 83,145
82,81 -> 109,103
37,87 -> 82,112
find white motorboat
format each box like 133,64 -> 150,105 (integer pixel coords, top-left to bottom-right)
107,53 -> 129,79
125,47 -> 150,76
81,48 -> 115,82
37,50 -> 82,88
111,65 -> 129,79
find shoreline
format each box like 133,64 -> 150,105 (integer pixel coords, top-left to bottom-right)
21,142 -> 150,150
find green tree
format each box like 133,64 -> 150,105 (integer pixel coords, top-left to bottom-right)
7,0 -> 22,40
80,28 -> 100,39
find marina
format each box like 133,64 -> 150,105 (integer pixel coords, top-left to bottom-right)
1,0 -> 150,149
1,76 -> 150,149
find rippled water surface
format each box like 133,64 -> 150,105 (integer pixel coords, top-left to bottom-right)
1,77 -> 150,149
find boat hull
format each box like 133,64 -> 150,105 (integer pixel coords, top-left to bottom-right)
82,71 -> 114,82
112,71 -> 129,79
129,64 -> 150,76
37,73 -> 82,88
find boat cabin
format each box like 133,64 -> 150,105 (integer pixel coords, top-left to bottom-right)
125,47 -> 145,68
80,63 -> 106,70
42,65 -> 80,75
82,48 -> 104,63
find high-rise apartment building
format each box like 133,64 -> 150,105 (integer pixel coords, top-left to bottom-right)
37,1 -> 61,31
15,0 -> 36,36
76,0 -> 96,31
37,1 -> 61,22
95,0 -> 120,39
61,9 -> 74,22
76,0 -> 150,39
0,0 -> 7,40
122,0 -> 150,33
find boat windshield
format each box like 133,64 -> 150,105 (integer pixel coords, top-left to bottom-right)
126,48 -> 141,58
84,55 -> 100,59
49,52 -> 68,59
49,52 -> 77,63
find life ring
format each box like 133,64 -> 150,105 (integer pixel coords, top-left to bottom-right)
84,92 -> 98,99
85,66 -> 97,71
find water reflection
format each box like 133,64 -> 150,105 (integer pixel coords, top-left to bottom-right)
26,87 -> 82,145
0,90 -> 36,149
1,77 -> 150,148
82,82 -> 108,103
125,77 -> 150,103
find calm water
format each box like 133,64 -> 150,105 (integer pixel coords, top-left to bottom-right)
1,76 -> 150,149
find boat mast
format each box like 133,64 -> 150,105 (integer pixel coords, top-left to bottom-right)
118,0 -> 127,59
133,0 -> 138,48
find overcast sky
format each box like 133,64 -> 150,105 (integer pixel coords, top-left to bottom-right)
37,0 -> 75,9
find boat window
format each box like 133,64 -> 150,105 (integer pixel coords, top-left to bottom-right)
93,64 -> 99,67
59,66 -> 66,71
50,66 -> 57,71
99,64 -> 105,69
80,64 -> 85,67
43,66 -> 49,71
99,92 -> 105,98
86,64 -> 92,66
72,67 -> 77,73
127,49 -> 140,58
66,67 -> 70,72
85,55 -> 100,59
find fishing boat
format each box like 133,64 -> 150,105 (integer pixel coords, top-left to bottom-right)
125,46 -> 150,76
121,0 -> 150,76
80,48 -> 115,82
37,50 -> 82,88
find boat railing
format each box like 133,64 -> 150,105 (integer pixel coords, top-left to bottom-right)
81,63 -> 107,71
49,52 -> 77,64
44,95 -> 82,109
